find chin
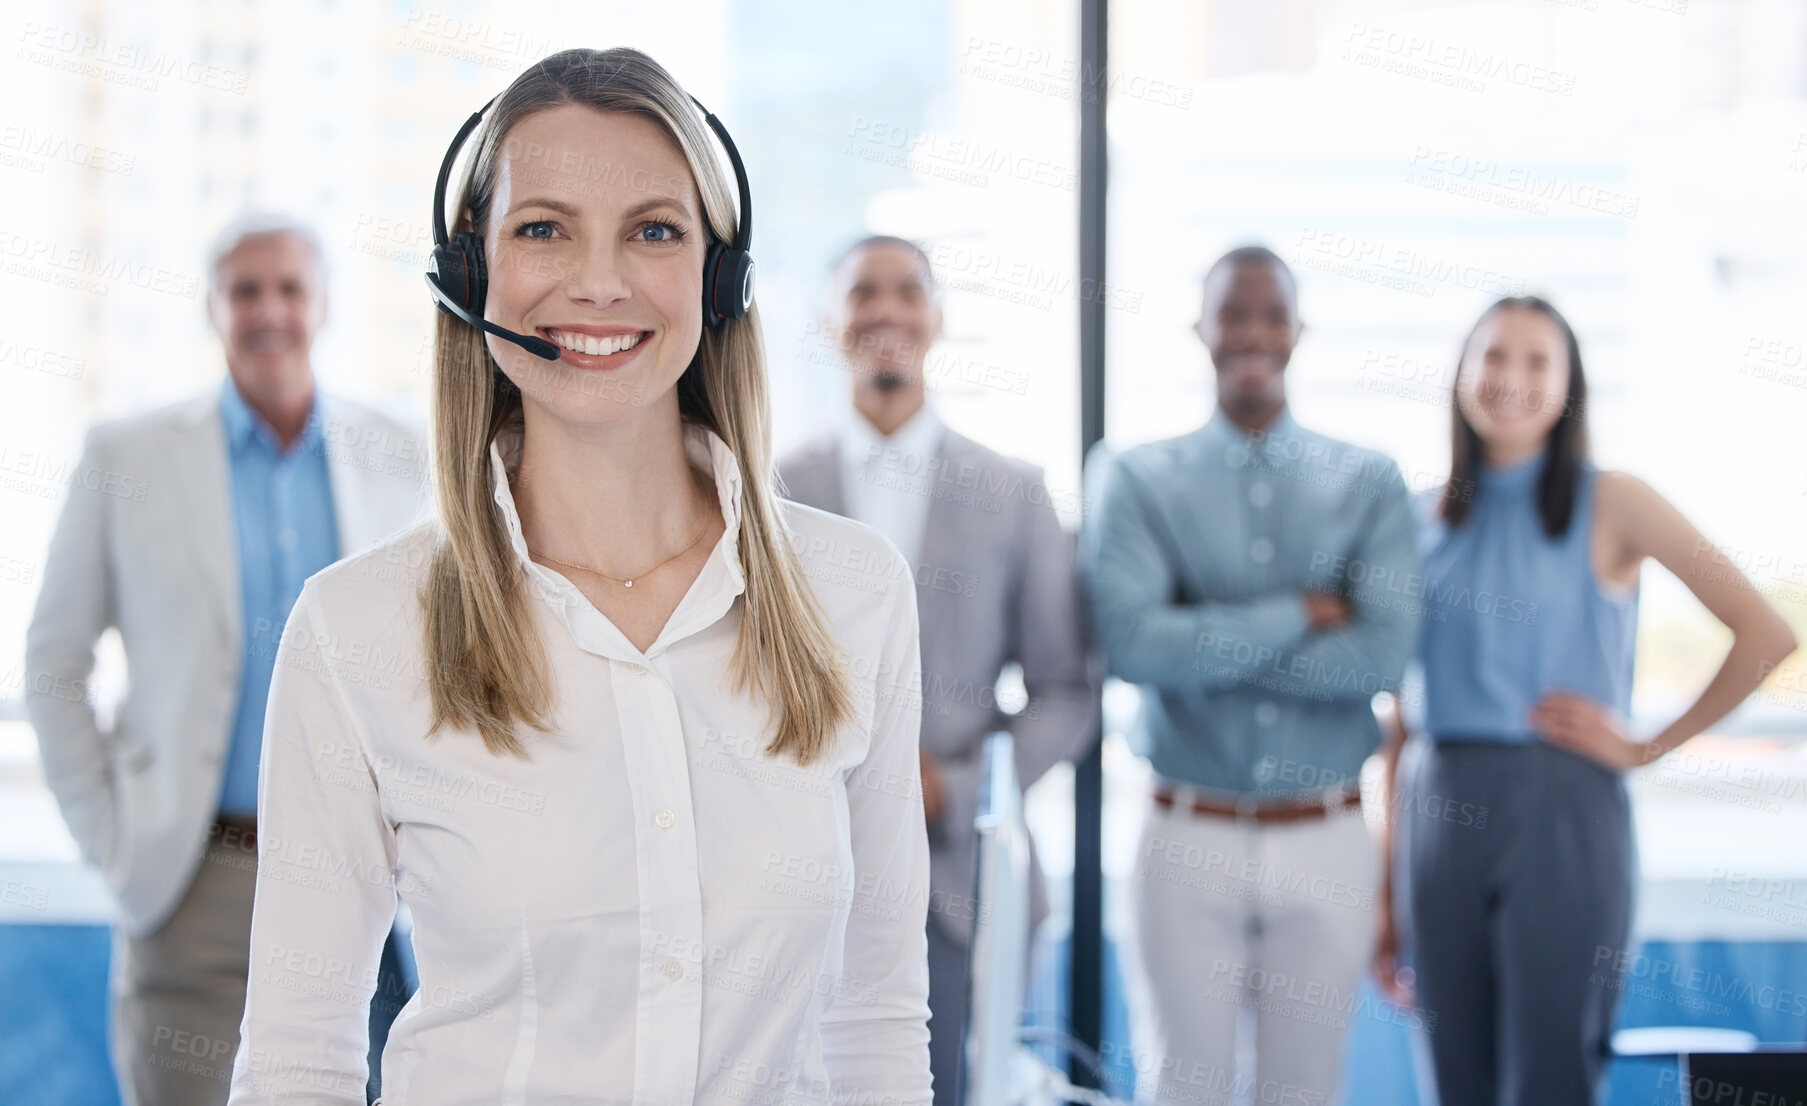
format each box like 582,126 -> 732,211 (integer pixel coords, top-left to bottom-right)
242,357 -> 307,387
532,370 -> 675,424
1226,390 -> 1280,416
1476,419 -> 1555,452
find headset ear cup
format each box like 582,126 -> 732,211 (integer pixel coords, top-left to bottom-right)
426,243 -> 460,316
700,244 -> 753,328
701,239 -> 726,328
427,233 -> 487,317
457,232 -> 487,317
721,250 -> 754,320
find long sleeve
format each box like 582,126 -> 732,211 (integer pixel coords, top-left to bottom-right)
1256,461 -> 1422,703
228,583 -> 397,1106
1082,446 -> 1308,693
820,576 -> 933,1105
24,426 -> 119,870
937,496 -> 1100,849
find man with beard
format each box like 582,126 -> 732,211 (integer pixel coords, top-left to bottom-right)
26,214 -> 425,1106
1081,246 -> 1420,1106
778,236 -> 1098,1106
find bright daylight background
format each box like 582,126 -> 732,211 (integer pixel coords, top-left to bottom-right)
3,0 -> 1806,1102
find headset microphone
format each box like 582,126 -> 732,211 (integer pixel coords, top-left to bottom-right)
424,96 -> 561,361
425,264 -> 561,359
424,90 -> 755,362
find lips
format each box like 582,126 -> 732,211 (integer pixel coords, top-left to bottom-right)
1222,352 -> 1284,374
241,330 -> 298,352
542,327 -> 648,357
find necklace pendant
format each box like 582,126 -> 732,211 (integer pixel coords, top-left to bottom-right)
624,579 -> 634,588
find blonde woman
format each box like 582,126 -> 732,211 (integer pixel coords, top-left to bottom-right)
228,48 -> 931,1105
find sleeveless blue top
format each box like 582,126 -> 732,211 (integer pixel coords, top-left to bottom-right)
1416,456 -> 1638,743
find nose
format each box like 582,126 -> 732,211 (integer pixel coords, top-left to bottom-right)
247,291 -> 289,328
564,238 -> 631,310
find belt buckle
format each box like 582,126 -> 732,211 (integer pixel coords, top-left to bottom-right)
1168,783 -> 1196,817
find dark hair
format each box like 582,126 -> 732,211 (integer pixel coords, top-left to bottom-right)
833,234 -> 936,290
1440,295 -> 1589,536
1203,244 -> 1296,296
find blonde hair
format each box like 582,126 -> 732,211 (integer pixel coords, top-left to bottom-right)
423,47 -> 856,763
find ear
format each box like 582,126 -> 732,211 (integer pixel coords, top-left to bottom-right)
205,288 -> 228,336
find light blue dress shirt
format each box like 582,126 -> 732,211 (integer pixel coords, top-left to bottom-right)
1082,408 -> 1422,796
1416,455 -> 1638,743
216,378 -> 340,816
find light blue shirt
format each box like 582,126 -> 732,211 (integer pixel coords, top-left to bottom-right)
1082,408 -> 1421,796
1416,456 -> 1637,742
217,378 -> 340,815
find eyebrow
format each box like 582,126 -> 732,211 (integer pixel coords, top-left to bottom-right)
507,197 -> 580,218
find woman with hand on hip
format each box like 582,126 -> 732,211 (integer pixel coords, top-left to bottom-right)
1373,296 -> 1795,1106
229,48 -> 932,1105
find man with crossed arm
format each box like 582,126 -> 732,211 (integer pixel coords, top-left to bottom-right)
1081,246 -> 1420,1106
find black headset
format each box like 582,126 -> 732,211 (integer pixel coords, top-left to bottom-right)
425,91 -> 756,361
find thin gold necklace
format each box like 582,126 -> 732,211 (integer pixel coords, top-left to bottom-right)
530,480 -> 716,589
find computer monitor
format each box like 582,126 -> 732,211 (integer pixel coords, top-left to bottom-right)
960,731 -> 1033,1106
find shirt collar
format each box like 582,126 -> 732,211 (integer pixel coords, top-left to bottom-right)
1202,404 -> 1294,443
1200,404 -> 1302,466
219,375 -> 323,454
487,418 -> 748,597
840,403 -> 943,468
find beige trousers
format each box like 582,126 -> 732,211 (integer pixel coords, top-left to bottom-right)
109,823 -> 259,1106
1125,797 -> 1380,1106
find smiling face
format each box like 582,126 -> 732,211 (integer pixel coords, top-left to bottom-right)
1456,304 -> 1572,460
828,241 -> 941,394
483,103 -> 705,427
208,231 -> 325,402
1197,257 -> 1299,424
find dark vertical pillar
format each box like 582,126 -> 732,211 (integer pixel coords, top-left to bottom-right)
1071,0 -> 1108,1089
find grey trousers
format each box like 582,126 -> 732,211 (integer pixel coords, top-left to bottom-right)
926,919 -> 970,1106
1397,737 -> 1635,1106
110,828 -> 260,1106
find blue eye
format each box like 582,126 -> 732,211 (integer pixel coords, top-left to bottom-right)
515,220 -> 557,240
639,221 -> 686,243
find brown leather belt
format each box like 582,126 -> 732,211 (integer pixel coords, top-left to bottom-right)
1152,784 -> 1361,825
210,813 -> 258,844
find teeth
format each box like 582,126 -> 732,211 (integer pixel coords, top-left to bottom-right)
551,330 -> 643,356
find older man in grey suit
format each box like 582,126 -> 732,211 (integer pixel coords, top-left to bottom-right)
778,235 -> 1098,1105
26,214 -> 427,1106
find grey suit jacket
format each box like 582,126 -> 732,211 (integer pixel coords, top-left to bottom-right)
778,423 -> 1099,949
25,389 -> 429,935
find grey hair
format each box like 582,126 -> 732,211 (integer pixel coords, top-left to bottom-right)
206,212 -> 328,294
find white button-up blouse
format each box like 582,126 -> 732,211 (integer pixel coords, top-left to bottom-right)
228,421 -> 933,1105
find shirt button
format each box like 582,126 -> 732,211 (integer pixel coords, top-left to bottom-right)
1250,538 -> 1275,564
278,528 -> 299,551
629,663 -> 647,678
653,808 -> 675,829
1247,481 -> 1274,509
1255,701 -> 1280,727
661,958 -> 684,981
